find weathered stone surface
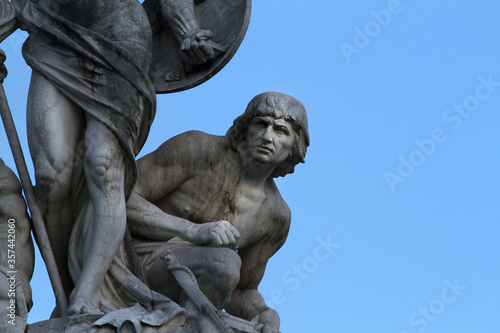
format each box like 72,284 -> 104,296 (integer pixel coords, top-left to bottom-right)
144,0 -> 251,93
127,92 -> 309,332
11,0 -> 232,320
27,314 -> 103,333
0,0 -> 307,332
27,314 -> 197,333
0,158 -> 34,332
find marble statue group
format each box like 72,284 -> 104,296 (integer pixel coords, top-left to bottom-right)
0,0 -> 309,332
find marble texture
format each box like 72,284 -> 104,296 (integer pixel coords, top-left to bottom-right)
0,158 -> 34,332
0,1 -> 307,332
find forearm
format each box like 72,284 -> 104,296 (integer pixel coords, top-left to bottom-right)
226,288 -> 269,321
157,0 -> 200,42
0,0 -> 18,43
127,192 -> 194,241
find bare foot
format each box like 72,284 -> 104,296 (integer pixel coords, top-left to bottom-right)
66,297 -> 104,316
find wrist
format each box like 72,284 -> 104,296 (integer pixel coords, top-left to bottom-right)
158,1 -> 199,42
183,222 -> 197,242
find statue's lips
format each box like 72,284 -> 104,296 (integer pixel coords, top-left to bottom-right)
256,145 -> 273,154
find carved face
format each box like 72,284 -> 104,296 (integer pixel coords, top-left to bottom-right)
246,116 -> 295,165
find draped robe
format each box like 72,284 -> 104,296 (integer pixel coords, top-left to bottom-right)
14,0 -> 185,328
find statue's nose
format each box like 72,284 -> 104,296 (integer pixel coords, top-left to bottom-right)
261,126 -> 273,142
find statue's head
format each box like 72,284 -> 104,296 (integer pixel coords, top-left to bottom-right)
227,92 -> 309,177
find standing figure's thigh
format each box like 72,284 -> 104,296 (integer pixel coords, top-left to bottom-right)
26,71 -> 85,299
26,71 -> 84,197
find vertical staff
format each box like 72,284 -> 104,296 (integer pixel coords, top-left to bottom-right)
0,49 -> 68,314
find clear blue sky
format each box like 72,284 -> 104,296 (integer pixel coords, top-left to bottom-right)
1,1 -> 499,332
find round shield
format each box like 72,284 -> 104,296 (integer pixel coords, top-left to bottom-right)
143,0 -> 251,94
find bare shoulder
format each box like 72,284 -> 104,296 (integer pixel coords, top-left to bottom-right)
146,131 -> 225,161
0,159 -> 21,197
135,131 -> 231,197
0,160 -> 27,219
139,130 -> 228,168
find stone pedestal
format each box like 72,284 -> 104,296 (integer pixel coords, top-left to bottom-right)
26,314 -> 196,333
27,315 -> 102,332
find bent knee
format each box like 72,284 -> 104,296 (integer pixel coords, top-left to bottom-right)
208,248 -> 241,289
84,147 -> 125,188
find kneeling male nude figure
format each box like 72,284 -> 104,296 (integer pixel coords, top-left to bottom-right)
127,92 -> 309,333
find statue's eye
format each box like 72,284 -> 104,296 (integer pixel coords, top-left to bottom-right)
254,119 -> 268,127
275,125 -> 290,135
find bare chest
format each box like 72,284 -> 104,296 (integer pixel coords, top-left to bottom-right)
227,189 -> 268,246
156,179 -> 269,246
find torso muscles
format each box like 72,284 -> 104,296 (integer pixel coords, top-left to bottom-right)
152,157 -> 280,248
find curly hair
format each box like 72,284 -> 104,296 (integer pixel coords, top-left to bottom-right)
226,92 -> 309,178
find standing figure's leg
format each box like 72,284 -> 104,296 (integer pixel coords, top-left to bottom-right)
27,71 -> 84,300
67,116 -> 127,315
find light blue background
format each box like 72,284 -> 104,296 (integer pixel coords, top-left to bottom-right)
0,1 -> 499,332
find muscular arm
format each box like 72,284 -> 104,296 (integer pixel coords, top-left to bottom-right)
156,0 -> 200,42
155,0 -> 215,64
127,131 -> 203,240
133,133 -> 193,201
0,161 -> 34,312
128,192 -> 240,246
127,192 -> 194,241
127,131 -> 240,247
0,0 -> 17,43
226,200 -> 291,333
